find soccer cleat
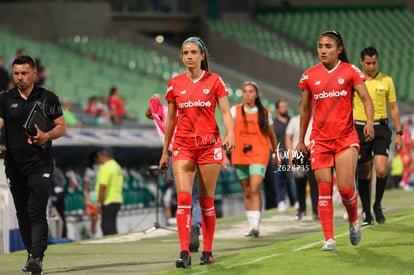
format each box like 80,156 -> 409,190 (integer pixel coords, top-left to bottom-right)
200,251 -> 214,265
251,229 -> 259,237
349,221 -> 362,246
26,257 -> 43,274
176,251 -> 191,269
244,229 -> 259,237
21,254 -> 31,272
189,224 -> 200,252
373,205 -> 386,224
296,211 -> 305,220
321,239 -> 336,251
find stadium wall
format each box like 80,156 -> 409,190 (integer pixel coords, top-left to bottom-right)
0,2 -> 112,41
200,16 -> 304,94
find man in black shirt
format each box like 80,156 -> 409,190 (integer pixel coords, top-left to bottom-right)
0,55 -> 66,274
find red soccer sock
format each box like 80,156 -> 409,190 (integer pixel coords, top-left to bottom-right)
318,183 -> 334,241
402,169 -> 409,186
338,187 -> 358,223
200,197 -> 216,252
176,192 -> 192,253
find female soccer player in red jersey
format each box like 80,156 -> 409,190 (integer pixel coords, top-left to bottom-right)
228,82 -> 279,237
296,31 -> 375,251
159,37 -> 234,268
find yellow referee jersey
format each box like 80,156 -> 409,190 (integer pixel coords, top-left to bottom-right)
353,72 -> 397,121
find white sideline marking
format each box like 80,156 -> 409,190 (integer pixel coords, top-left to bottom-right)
193,213 -> 414,274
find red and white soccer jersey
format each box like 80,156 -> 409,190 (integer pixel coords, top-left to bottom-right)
165,71 -> 229,150
299,61 -> 366,141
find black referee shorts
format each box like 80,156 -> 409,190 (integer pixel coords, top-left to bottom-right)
355,120 -> 392,163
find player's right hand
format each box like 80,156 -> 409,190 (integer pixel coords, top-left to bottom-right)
159,153 -> 169,172
295,141 -> 308,155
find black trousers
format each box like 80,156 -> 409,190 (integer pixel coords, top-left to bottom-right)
7,167 -> 52,259
101,203 -> 121,235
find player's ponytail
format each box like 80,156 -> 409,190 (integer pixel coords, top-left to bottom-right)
320,30 -> 349,63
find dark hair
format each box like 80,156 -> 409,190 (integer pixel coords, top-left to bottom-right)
109,86 -> 118,97
87,150 -> 99,168
276,99 -> 287,110
241,82 -> 268,135
12,55 -> 36,70
98,147 -> 114,158
181,37 -> 210,72
320,30 -> 349,63
360,46 -> 379,60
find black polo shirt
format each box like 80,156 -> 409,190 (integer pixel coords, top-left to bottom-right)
0,85 -> 63,175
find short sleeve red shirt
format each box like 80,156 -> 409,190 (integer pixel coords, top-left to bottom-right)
298,61 -> 366,141
165,71 -> 228,149
109,94 -> 124,116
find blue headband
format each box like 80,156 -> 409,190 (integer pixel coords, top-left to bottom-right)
182,37 -> 205,53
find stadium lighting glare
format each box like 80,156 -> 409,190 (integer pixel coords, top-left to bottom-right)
155,35 -> 164,43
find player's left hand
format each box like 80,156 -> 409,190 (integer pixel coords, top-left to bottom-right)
27,124 -> 49,146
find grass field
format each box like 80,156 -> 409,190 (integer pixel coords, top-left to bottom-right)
0,188 -> 413,275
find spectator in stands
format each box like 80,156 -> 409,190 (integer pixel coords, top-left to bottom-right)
0,57 -> 12,92
145,93 -> 202,252
0,55 -> 67,274
62,99 -> 81,127
96,108 -> 112,128
226,81 -> 278,237
285,102 -> 319,220
273,99 -> 298,212
6,48 -> 24,74
158,37 -> 234,268
108,86 -> 125,125
86,96 -> 98,116
96,95 -> 110,114
83,151 -> 100,238
296,30 -> 374,251
51,156 -> 67,238
354,46 -> 403,225
95,147 -> 123,236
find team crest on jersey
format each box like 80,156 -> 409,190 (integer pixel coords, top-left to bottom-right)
203,87 -> 210,95
338,77 -> 345,85
300,74 -> 308,84
174,150 -> 179,157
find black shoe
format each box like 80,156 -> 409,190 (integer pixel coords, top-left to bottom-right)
374,205 -> 386,224
200,251 -> 214,265
21,254 -> 31,272
362,217 -> 374,227
362,211 -> 374,227
26,257 -> 42,274
176,251 -> 191,269
189,224 -> 200,252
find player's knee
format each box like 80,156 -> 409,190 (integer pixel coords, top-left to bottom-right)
376,170 -> 387,178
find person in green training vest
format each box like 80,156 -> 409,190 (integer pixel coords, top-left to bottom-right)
95,147 -> 123,235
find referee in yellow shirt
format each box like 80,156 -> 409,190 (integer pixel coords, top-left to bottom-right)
95,147 -> 124,235
353,46 -> 402,226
